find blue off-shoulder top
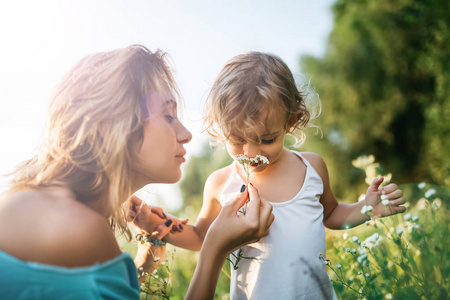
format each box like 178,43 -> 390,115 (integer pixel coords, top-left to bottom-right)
0,250 -> 139,299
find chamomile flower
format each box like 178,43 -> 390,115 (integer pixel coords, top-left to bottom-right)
403,213 -> 411,221
424,188 -> 436,199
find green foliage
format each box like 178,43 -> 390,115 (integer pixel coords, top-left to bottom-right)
301,0 -> 450,191
325,183 -> 449,299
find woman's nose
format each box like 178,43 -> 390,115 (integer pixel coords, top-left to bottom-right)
177,122 -> 192,144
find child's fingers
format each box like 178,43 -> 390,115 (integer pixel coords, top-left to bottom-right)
368,177 -> 384,193
127,210 -> 136,222
381,183 -> 398,194
150,206 -> 166,219
389,197 -> 406,207
390,205 -> 407,214
386,188 -> 403,200
130,195 -> 143,207
181,219 -> 189,224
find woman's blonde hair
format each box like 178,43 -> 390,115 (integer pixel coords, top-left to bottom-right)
9,45 -> 179,237
203,51 -> 320,147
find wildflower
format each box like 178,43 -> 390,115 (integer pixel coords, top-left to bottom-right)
365,273 -> 370,277
352,155 -> 375,169
319,253 -> 324,258
424,188 -> 436,199
412,215 -> 419,222
323,260 -> 329,265
418,182 -> 426,189
358,271 -> 361,275
343,233 -> 348,240
396,228 -> 403,236
381,194 -> 389,201
360,205 -> 373,215
336,264 -> 341,269
154,257 -> 160,262
351,249 -> 356,254
363,233 -> 381,249
413,224 -> 420,229
345,247 -> 350,252
385,293 -> 393,299
139,267 -> 143,271
352,236 -> 359,242
153,269 -> 158,274
432,198 -> 442,210
154,275 -> 159,278
403,213 -> 411,221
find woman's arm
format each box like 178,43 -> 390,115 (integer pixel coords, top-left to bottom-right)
302,152 -> 406,230
185,184 -> 274,299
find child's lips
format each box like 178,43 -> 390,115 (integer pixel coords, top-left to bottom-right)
250,162 -> 259,167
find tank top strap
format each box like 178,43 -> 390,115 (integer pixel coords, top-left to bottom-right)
219,162 -> 245,206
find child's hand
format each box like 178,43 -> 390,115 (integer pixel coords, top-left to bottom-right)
126,195 -> 169,236
365,177 -> 407,217
126,196 -> 188,234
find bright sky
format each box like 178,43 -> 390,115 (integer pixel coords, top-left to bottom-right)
0,0 -> 334,209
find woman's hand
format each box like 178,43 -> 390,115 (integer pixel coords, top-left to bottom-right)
185,184 -> 274,300
365,177 -> 407,217
208,184 -> 274,256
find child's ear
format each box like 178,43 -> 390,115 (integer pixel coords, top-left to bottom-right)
285,111 -> 303,131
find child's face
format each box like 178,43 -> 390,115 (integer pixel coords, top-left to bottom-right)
134,88 -> 192,185
225,110 -> 286,173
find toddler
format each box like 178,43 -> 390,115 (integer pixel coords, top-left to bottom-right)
162,52 -> 406,299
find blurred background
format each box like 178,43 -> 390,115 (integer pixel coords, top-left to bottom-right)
1,0 -> 448,299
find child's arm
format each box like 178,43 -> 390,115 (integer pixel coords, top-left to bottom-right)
162,169 -> 228,250
302,152 -> 406,230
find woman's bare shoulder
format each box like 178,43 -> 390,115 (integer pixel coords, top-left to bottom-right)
0,189 -> 121,267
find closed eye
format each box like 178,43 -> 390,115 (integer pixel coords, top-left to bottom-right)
165,115 -> 175,123
261,138 -> 276,144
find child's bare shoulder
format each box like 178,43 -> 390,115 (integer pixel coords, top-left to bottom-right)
300,152 -> 329,178
204,164 -> 234,199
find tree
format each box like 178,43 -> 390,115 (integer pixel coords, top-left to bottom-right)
301,0 -> 450,195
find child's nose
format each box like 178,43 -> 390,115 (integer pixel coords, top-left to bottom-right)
243,142 -> 260,158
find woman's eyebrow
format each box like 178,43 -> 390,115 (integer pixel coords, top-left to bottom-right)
163,99 -> 177,108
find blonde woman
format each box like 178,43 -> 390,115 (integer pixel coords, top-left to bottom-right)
0,45 -> 274,299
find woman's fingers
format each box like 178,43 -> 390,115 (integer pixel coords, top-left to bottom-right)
246,184 -> 261,223
151,219 -> 173,240
224,185 -> 249,214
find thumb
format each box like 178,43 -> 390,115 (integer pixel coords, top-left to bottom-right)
368,177 -> 384,192
151,219 -> 173,240
227,185 -> 249,212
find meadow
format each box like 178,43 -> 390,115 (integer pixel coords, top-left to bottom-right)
122,156 -> 449,300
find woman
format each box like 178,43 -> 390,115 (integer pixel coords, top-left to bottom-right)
0,44 -> 273,299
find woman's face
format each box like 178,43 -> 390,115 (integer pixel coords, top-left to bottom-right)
134,89 -> 192,185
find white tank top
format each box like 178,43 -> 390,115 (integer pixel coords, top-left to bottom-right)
219,151 -> 337,300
